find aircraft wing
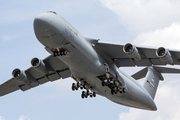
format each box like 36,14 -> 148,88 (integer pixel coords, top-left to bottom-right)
0,55 -> 71,96
95,41 -> 180,67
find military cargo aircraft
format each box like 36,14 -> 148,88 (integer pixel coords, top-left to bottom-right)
1,11 -> 180,111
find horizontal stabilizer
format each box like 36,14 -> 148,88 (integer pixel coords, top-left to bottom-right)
132,66 -> 180,81
131,67 -> 148,80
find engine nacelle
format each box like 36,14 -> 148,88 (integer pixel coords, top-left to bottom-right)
123,43 -> 142,61
156,47 -> 174,65
31,57 -> 48,75
12,69 -> 29,84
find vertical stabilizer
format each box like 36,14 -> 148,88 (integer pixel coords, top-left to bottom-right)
132,66 -> 180,99
143,67 -> 161,99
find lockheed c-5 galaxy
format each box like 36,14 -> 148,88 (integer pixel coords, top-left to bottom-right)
1,11 -> 180,111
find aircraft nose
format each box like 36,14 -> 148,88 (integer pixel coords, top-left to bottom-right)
33,12 -> 61,47
34,13 -> 54,37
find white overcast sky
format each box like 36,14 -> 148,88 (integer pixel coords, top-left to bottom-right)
1,0 -> 180,120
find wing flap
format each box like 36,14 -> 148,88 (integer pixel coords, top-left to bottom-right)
20,84 -> 31,91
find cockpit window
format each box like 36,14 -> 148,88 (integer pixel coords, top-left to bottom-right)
47,11 -> 57,15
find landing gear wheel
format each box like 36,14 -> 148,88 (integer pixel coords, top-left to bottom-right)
63,51 -> 67,55
54,52 -> 58,57
83,84 -> 86,89
123,88 -> 126,93
80,86 -> 83,90
111,89 -> 114,95
114,80 -> 119,86
85,93 -> 88,98
101,81 -> 105,86
113,87 -> 117,93
72,83 -> 75,91
81,91 -> 85,99
86,91 -> 89,96
57,51 -> 61,56
104,79 -> 108,84
61,51 -> 64,56
90,93 -> 93,98
75,87 -> 78,90
93,92 -> 96,97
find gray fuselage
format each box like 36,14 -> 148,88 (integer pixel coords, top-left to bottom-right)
33,12 -> 157,111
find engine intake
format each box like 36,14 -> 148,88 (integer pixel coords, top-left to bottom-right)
156,47 -> 173,65
31,57 -> 48,75
123,43 -> 141,61
12,69 -> 29,84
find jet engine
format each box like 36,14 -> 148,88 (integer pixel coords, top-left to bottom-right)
123,43 -> 142,61
12,69 -> 29,84
31,57 -> 48,75
156,47 -> 174,65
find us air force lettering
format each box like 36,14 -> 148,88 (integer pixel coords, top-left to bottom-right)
2,11 -> 180,111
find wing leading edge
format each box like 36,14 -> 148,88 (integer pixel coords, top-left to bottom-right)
95,41 -> 180,67
0,55 -> 71,96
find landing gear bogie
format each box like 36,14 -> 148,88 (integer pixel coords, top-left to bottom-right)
98,71 -> 126,95
71,79 -> 97,99
52,48 -> 68,57
81,90 -> 96,99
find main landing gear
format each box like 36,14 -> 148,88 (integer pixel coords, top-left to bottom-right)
101,74 -> 126,95
71,80 -> 96,99
52,48 -> 68,57
81,90 -> 96,98
98,64 -> 126,95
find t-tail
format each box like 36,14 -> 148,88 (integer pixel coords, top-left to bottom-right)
132,66 -> 180,99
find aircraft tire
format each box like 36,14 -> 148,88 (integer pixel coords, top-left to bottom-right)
72,83 -> 75,91
60,51 -> 64,56
80,86 -> 83,90
75,87 -> 78,90
101,81 -> 105,86
63,51 -> 67,55
111,89 -> 114,95
82,91 -> 85,98
93,92 -> 96,97
123,88 -> 126,93
85,94 -> 88,98
81,92 -> 84,99
90,93 -> 93,98
53,52 -> 57,57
